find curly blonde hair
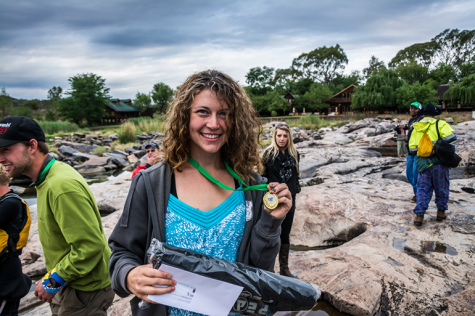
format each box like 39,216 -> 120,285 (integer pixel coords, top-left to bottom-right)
162,70 -> 263,182
0,164 -> 11,186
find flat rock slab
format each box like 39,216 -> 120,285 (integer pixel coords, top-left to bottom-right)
288,176 -> 475,316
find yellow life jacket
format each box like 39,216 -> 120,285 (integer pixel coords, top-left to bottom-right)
0,193 -> 31,262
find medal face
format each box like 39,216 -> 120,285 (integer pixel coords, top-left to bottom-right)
263,192 -> 279,210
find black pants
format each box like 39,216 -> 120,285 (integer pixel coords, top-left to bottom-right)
0,300 -> 19,316
280,195 -> 296,245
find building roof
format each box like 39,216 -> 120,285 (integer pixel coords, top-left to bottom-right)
105,100 -> 139,112
330,84 -> 357,99
436,84 -> 451,100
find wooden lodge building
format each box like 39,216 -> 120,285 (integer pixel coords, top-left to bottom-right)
325,84 -> 356,115
102,99 -> 140,125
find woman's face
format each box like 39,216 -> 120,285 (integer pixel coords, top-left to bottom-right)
189,89 -> 231,156
275,128 -> 289,149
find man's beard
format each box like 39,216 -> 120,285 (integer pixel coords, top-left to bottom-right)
8,153 -> 33,179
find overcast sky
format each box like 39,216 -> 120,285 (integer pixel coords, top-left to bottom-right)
1,0 -> 474,100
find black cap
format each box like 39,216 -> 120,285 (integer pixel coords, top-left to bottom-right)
0,116 -> 46,148
419,103 -> 442,117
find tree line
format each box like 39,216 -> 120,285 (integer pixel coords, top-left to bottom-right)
244,28 -> 474,115
1,28 -> 473,125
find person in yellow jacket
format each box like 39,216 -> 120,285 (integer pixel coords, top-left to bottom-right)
408,104 -> 457,226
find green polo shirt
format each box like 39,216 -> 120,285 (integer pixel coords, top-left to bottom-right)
36,161 -> 110,291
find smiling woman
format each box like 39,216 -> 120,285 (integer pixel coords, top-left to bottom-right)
108,70 -> 293,316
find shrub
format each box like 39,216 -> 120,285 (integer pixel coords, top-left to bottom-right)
118,122 -> 137,144
357,113 -> 365,120
271,111 -> 278,117
38,121 -> 79,134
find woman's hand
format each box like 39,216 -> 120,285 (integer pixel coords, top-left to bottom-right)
264,183 -> 292,219
126,264 -> 176,303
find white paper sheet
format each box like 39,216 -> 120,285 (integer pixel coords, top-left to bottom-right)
148,264 -> 244,316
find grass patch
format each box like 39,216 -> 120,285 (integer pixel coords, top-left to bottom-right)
92,146 -> 108,157
129,117 -> 165,134
118,122 -> 137,144
286,114 -> 339,130
38,121 -> 79,134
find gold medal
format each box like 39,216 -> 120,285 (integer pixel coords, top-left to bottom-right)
263,191 -> 278,210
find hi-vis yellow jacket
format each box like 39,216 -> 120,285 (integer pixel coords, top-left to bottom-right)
408,117 -> 457,155
0,193 -> 31,261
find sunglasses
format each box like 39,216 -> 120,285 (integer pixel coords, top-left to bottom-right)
276,123 -> 290,129
146,148 -> 157,154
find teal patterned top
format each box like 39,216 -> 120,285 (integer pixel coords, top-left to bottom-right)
165,190 -> 246,316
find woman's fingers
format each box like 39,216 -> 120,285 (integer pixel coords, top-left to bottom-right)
127,265 -> 176,300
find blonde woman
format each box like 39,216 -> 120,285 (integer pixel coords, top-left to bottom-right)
262,123 -> 300,278
109,70 -> 292,316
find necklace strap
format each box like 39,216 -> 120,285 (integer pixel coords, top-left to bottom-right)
188,157 -> 268,192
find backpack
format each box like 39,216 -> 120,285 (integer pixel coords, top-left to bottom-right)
0,193 -> 31,263
433,120 -> 462,168
417,131 -> 434,158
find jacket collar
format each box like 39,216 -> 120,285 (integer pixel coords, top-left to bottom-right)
31,155 -> 55,187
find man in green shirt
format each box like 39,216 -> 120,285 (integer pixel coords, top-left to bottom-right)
0,116 -> 114,315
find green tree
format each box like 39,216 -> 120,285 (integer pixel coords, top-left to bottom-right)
395,61 -> 430,85
57,73 -> 110,126
13,105 -> 33,118
45,86 -> 62,121
266,90 -> 289,116
0,88 -> 13,118
395,81 -> 439,109
23,100 -> 39,111
291,44 -> 348,84
352,68 -> 403,112
273,68 -> 293,88
301,82 -> 332,111
389,42 -> 439,69
47,86 -> 63,102
151,82 -> 174,112
427,62 -> 456,85
133,92 -> 152,113
245,66 -> 275,95
363,56 -> 386,78
432,29 -> 475,67
444,73 -> 475,105
456,61 -> 475,81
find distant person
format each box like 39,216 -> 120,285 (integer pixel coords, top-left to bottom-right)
0,116 -> 114,316
408,104 -> 457,226
262,123 -> 301,278
131,142 -> 161,180
0,164 -> 32,316
395,102 -> 422,202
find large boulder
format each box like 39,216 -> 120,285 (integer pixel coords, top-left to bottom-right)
58,145 -> 78,157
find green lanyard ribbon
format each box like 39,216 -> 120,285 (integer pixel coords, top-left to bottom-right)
188,157 -> 268,192
37,158 -> 56,183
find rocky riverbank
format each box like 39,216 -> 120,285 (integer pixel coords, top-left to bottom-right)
17,119 -> 475,316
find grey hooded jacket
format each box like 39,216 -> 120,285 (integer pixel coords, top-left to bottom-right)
108,162 -> 284,316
